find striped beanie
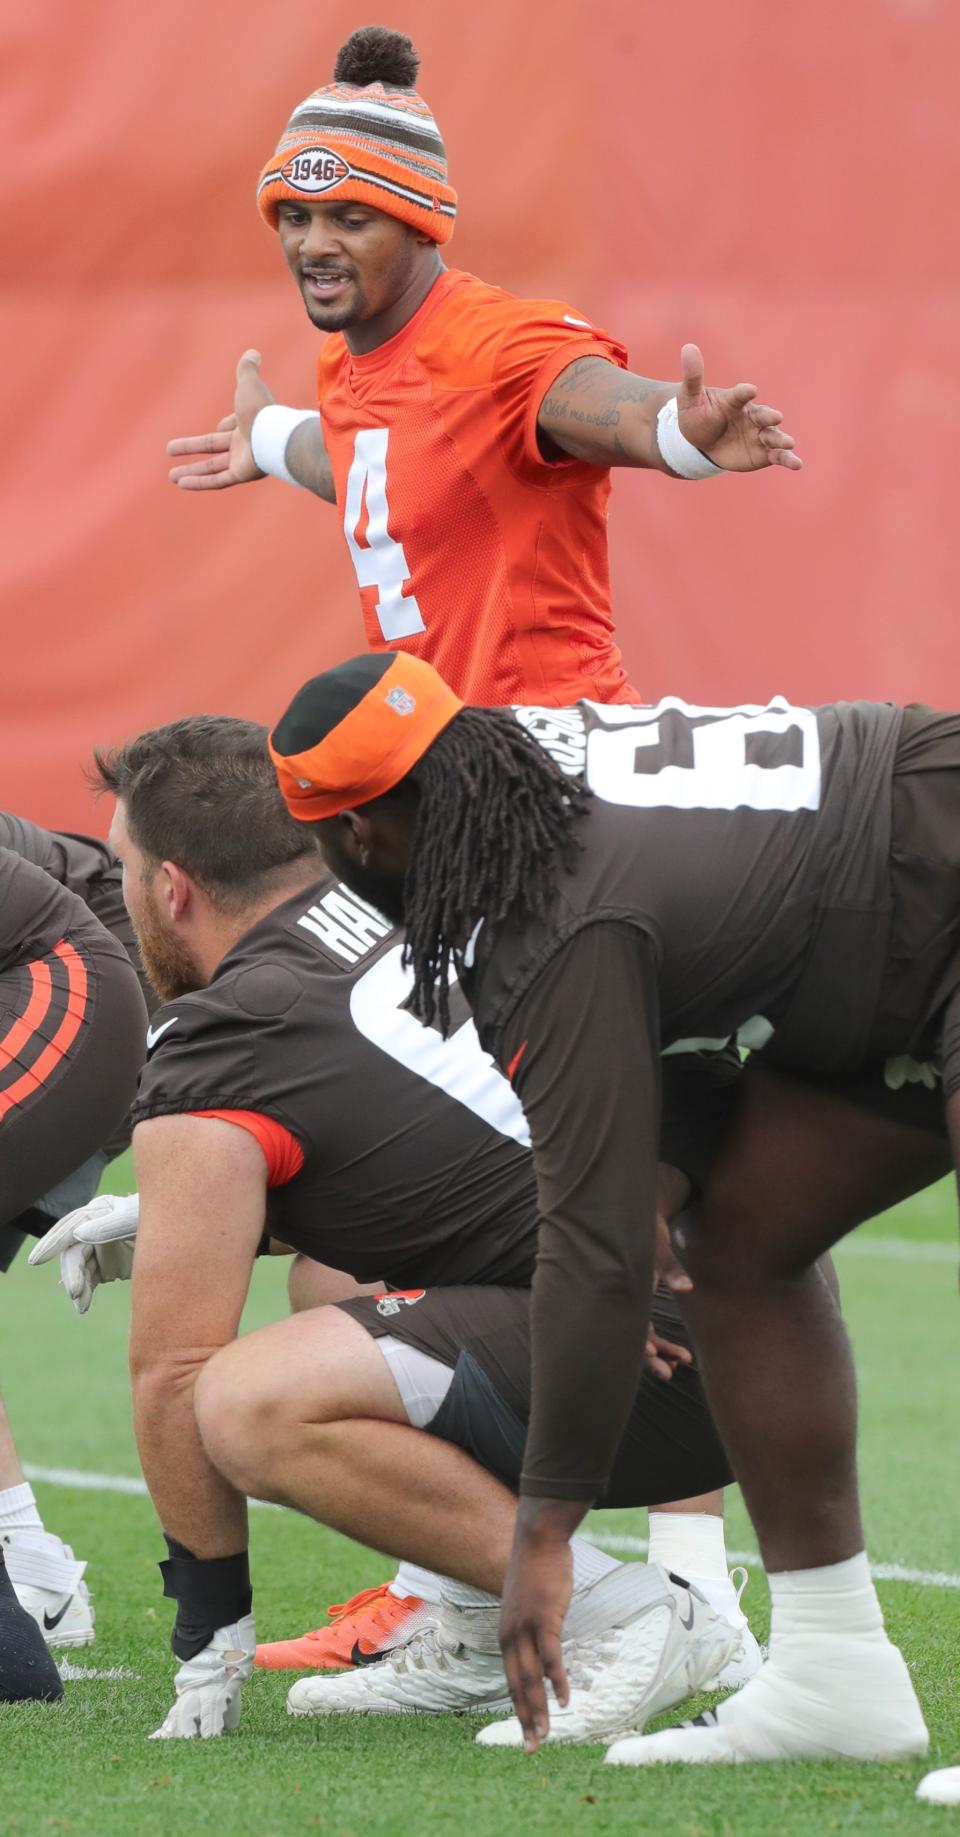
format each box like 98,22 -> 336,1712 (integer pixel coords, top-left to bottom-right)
257,26 -> 457,245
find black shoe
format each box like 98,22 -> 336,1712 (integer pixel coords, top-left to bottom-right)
0,1551 -> 63,1702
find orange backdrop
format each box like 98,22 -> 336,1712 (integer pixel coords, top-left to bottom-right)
3,0 -> 958,828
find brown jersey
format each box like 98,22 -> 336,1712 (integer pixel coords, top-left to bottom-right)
0,846 -> 144,1144
459,696 -> 960,1502
0,846 -> 128,977
0,814 -> 148,997
131,871 -> 540,1288
0,813 -> 156,1159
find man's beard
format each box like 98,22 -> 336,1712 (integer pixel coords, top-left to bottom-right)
133,894 -> 205,1004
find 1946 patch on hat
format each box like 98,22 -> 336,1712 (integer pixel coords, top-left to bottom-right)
280,147 -> 350,194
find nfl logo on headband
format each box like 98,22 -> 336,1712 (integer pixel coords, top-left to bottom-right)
386,687 -> 416,716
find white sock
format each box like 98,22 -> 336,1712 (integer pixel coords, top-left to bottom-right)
647,1510 -> 728,1582
768,1552 -> 885,1645
389,1563 -> 443,1605
0,1483 -> 44,1531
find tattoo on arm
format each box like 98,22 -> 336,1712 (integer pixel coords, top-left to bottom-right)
538,357 -> 671,465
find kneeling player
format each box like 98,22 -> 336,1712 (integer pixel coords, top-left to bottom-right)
0,813 -> 156,1652
0,844 -> 147,1700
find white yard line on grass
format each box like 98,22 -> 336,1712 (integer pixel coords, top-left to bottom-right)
836,1235 -> 956,1265
23,1462 -> 277,1509
23,1461 -> 960,1592
584,1532 -> 960,1591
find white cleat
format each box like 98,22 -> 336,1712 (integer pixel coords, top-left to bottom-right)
287,1608 -> 512,1718
605,1633 -> 929,1765
2,1530 -> 95,1650
476,1569 -> 738,1749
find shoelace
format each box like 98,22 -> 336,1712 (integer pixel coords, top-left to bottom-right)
325,1583 -> 394,1624
729,1566 -> 750,1611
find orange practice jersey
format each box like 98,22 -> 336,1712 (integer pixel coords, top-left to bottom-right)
316,269 -> 639,706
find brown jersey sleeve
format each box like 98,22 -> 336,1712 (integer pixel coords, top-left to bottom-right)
501,920 -> 661,1502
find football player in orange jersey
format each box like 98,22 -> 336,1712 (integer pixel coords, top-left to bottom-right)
167,25 -> 801,708
165,20 -> 797,1669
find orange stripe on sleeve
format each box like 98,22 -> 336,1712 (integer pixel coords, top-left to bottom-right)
0,960 -> 53,1069
192,1110 -> 305,1187
0,942 -> 89,1121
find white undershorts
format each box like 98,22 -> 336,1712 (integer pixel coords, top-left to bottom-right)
377,1334 -> 455,1429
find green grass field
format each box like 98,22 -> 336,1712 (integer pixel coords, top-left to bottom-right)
0,1161 -> 956,1837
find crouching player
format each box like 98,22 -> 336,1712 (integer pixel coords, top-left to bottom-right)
0,813 -> 156,1653
0,842 -> 147,1699
33,714 -> 756,1739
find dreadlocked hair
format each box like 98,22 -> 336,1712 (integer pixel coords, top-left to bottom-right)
398,707 -> 590,1034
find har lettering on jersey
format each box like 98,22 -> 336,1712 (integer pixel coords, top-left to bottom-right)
297,887 -> 392,965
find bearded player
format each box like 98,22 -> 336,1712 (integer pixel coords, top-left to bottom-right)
33,713 -> 758,1740
167,25 -> 800,706
164,24 -> 779,1667
267,656 -> 958,1765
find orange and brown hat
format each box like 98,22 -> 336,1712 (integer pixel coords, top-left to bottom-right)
269,654 -> 463,822
257,27 -> 457,246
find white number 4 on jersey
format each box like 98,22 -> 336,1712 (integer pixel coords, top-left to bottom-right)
343,429 -> 426,640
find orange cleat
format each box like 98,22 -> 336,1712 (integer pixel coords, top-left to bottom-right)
255,1582 -> 438,1671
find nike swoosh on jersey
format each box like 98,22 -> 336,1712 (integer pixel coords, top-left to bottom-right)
350,1640 -> 388,1668
146,1016 -> 179,1051
563,314 -> 591,328
43,1598 -> 73,1631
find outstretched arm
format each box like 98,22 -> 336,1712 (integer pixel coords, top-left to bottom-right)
167,351 -> 336,502
537,342 -> 801,474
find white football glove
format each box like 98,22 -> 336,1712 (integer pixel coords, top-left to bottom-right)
150,1615 -> 256,1739
27,1192 -> 140,1313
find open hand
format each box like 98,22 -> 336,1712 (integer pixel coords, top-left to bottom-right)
166,351 -> 274,490
677,342 -> 802,472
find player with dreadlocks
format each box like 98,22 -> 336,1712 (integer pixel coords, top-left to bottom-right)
340,702 -> 589,1036
268,653 -> 960,1767
167,16 -> 799,1667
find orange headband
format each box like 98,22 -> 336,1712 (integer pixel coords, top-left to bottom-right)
270,654 -> 463,821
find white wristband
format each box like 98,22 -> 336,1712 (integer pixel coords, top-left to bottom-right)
250,406 -> 321,487
656,396 -> 724,480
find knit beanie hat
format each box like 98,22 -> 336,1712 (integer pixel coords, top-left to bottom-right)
257,27 -> 457,244
270,654 -> 463,821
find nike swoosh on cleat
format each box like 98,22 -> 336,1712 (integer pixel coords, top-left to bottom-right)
677,1594 -> 695,1631
43,1599 -> 73,1631
349,1641 -> 388,1668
